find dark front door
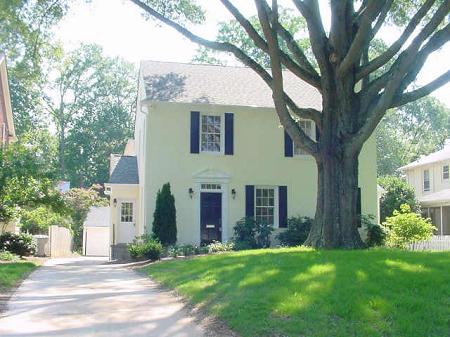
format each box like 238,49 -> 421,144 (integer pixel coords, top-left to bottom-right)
200,192 -> 222,244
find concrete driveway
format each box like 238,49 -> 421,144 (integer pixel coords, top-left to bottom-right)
0,257 -> 205,337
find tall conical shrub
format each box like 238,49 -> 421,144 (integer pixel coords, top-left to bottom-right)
152,183 -> 177,245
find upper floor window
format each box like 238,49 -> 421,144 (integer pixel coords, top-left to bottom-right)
293,120 -> 314,156
255,187 -> 277,226
201,115 -> 221,153
423,169 -> 430,192
443,165 -> 449,180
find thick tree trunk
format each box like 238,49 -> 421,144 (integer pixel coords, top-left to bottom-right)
305,147 -> 365,248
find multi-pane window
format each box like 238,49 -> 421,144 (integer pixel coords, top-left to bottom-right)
255,187 -> 275,226
201,183 -> 221,190
423,169 -> 430,192
443,165 -> 449,180
201,115 -> 221,152
121,202 -> 134,222
294,120 -> 314,155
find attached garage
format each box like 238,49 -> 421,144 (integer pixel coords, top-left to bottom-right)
83,206 -> 110,257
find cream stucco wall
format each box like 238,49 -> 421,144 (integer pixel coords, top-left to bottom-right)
136,101 -> 377,245
105,184 -> 141,245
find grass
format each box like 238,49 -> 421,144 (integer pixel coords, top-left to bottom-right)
141,247 -> 450,337
0,262 -> 37,292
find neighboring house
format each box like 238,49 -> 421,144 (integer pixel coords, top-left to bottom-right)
105,61 -> 377,253
0,54 -> 17,234
400,141 -> 450,235
0,54 -> 16,146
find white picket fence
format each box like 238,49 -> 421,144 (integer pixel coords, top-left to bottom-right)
409,236 -> 450,251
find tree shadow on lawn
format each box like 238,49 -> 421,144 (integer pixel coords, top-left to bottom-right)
144,248 -> 450,337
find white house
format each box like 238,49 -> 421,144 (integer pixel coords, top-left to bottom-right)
400,141 -> 450,235
105,61 -> 378,256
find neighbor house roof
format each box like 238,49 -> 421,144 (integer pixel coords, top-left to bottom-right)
0,54 -> 16,143
399,141 -> 450,171
140,61 -> 322,109
419,189 -> 450,206
109,155 -> 139,184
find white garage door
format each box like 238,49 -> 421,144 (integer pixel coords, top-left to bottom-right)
84,227 -> 110,256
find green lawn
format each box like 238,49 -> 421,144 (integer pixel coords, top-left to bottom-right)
0,262 -> 37,292
142,247 -> 450,337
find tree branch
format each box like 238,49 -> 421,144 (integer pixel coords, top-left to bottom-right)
219,0 -> 321,89
256,0 -> 318,156
337,0 -> 386,77
390,70 -> 450,108
292,0 -> 330,80
356,0 -> 437,81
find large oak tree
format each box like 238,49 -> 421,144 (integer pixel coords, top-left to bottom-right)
130,0 -> 450,248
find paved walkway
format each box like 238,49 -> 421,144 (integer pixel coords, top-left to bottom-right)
0,257 -> 204,337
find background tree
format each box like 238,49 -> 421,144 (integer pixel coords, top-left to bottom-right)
45,44 -> 136,184
131,0 -> 450,248
0,0 -> 70,134
0,130 -> 64,226
378,175 -> 420,223
152,183 -> 177,246
377,96 -> 450,176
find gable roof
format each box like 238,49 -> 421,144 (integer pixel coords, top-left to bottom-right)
140,61 -> 321,109
109,155 -> 139,184
400,141 -> 450,171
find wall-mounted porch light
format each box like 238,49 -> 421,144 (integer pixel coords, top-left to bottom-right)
188,188 -> 194,199
113,198 -> 117,207
231,188 -> 236,199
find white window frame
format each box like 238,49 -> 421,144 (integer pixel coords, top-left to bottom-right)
423,169 -> 430,192
443,164 -> 449,181
293,120 -> 316,156
120,201 -> 134,223
254,186 -> 279,228
200,113 -> 224,154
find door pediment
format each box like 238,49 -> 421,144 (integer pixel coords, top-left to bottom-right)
193,168 -> 230,183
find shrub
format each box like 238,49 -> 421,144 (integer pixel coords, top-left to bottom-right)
207,241 -> 234,253
383,204 -> 435,248
20,206 -> 72,234
361,214 -> 387,247
128,238 -> 162,261
233,217 -> 274,250
152,183 -> 177,246
378,175 -> 420,222
276,216 -> 313,246
180,244 -> 195,256
0,232 -> 36,256
168,245 -> 181,258
0,250 -> 19,261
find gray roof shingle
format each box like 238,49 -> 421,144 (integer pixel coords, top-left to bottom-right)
140,61 -> 321,109
109,155 -> 139,184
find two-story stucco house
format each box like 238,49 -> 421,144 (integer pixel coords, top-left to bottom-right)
0,54 -> 16,146
105,61 -> 377,255
400,141 -> 450,235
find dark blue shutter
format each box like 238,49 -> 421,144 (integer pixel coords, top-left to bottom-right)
315,125 -> 321,142
225,113 -> 234,155
245,185 -> 255,217
284,131 -> 293,157
190,111 -> 200,154
279,186 -> 288,228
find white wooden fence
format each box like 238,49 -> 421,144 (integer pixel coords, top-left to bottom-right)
34,225 -> 73,257
409,236 -> 450,251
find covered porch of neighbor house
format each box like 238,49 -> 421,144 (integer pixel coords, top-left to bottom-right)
420,189 -> 450,235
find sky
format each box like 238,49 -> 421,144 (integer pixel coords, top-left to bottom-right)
55,0 -> 450,106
